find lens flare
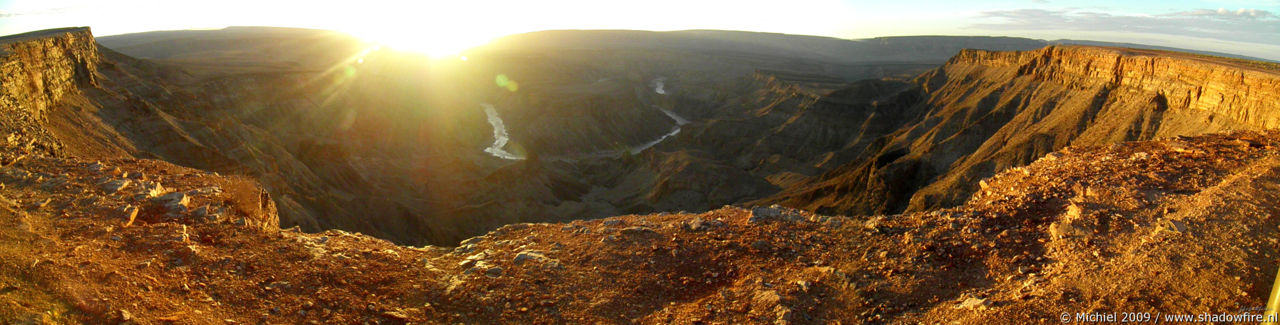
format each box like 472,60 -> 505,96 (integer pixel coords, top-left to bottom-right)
495,74 -> 519,92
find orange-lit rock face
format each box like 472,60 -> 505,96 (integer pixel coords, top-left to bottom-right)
769,45 -> 1280,216
950,46 -> 1280,128
0,27 -> 100,119
0,28 -> 100,156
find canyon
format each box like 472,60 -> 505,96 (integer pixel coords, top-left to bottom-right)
93,27 -> 1279,247
87,27 -> 1059,246
0,26 -> 1278,323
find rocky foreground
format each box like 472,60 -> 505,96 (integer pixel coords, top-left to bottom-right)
3,130 -> 1280,323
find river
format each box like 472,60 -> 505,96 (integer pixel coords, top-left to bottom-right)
479,77 -> 688,160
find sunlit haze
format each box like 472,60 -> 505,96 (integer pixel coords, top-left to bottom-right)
1,0 -> 1278,59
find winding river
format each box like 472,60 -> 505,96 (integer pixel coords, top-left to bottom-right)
482,104 -> 524,160
479,77 -> 688,160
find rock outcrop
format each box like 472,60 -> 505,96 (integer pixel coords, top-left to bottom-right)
764,45 -> 1280,215
0,27 -> 99,116
0,27 -> 100,155
948,46 -> 1280,128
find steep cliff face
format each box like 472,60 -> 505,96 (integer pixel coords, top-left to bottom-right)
0,27 -> 101,155
766,45 -> 1280,215
948,46 -> 1280,128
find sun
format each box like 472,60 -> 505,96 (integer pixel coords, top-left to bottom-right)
328,1 -> 521,58
349,29 -> 493,58
378,34 -> 490,57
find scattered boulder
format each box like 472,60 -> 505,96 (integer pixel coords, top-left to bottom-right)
381,310 -> 410,322
1051,203 -> 1093,239
775,306 -> 794,325
753,290 -> 782,306
1159,219 -> 1190,234
462,260 -> 503,277
794,280 -> 811,292
100,179 -> 130,194
122,205 -> 139,227
188,186 -> 223,195
808,215 -> 844,228
167,245 -> 202,266
750,205 -> 803,223
1049,221 -> 1084,239
513,250 -> 564,269
30,197 -> 51,208
684,217 -> 726,231
511,251 -> 542,264
864,216 -> 885,231
154,192 -> 190,213
459,252 -> 488,269
1065,203 -> 1084,219
684,218 -> 709,231
955,297 -> 991,310
452,244 -> 476,255
138,181 -> 167,198
619,226 -> 657,236
485,266 -> 503,278
191,205 -> 218,221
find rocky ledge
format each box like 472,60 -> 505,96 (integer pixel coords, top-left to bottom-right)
0,27 -> 100,156
4,130 -> 1280,323
947,45 -> 1280,128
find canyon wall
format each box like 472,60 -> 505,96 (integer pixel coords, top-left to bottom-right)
949,46 -> 1280,128
767,45 -> 1280,215
0,27 -> 101,155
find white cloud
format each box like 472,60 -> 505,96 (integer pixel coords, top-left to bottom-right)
1169,8 -> 1275,19
971,8 -> 1280,46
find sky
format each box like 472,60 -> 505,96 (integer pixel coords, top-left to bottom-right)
1,0 -> 1278,60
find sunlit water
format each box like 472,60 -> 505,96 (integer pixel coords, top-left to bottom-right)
478,78 -> 689,160
652,77 -> 667,95
632,76 -> 687,153
482,104 -> 524,160
628,127 -> 681,155
656,106 -> 689,125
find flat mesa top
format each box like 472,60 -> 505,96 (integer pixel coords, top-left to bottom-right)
0,27 -> 90,44
1060,45 -> 1280,76
0,27 -> 91,58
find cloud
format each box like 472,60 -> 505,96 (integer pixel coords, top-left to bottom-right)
1168,8 -> 1275,20
971,8 -> 1280,46
0,6 -> 76,18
